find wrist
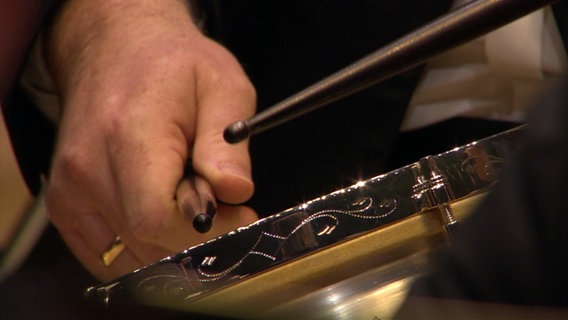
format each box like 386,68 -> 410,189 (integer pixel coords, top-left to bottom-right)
45,0 -> 199,91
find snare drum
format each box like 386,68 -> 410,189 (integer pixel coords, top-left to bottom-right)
86,126 -> 524,319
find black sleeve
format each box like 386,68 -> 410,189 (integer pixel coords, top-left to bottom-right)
3,86 -> 56,196
1,0 -> 61,196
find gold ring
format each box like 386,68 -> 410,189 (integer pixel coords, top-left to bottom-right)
101,236 -> 125,267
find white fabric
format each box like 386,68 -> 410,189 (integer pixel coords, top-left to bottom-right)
401,7 -> 567,131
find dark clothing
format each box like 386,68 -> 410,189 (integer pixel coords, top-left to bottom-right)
396,79 -> 568,317
0,0 -> 53,99
1,0 -> 58,195
207,1 -> 454,215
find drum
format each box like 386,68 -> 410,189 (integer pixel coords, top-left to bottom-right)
86,126 -> 524,319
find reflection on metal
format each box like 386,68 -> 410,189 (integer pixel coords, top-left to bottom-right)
412,157 -> 452,210
262,249 -> 434,319
412,156 -> 460,239
181,193 -> 485,318
86,126 -> 524,318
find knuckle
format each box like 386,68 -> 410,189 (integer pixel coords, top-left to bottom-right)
46,150 -> 88,228
53,146 -> 89,180
232,76 -> 257,106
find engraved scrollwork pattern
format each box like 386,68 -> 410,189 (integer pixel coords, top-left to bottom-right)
196,196 -> 397,282
86,127 -> 524,308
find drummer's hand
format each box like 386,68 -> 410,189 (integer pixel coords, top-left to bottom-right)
44,0 -> 257,281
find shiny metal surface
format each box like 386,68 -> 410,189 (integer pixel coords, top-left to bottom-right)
183,192 -> 485,318
86,126 -> 524,316
261,249 -> 434,319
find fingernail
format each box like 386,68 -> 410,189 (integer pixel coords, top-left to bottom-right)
206,200 -> 217,217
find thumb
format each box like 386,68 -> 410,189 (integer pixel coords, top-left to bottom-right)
192,58 -> 256,204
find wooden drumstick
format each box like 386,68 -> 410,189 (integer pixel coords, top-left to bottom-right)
176,168 -> 217,233
224,0 -> 555,144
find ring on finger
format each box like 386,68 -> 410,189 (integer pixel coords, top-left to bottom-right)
101,236 -> 125,267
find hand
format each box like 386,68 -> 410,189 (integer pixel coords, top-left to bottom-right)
44,0 -> 257,281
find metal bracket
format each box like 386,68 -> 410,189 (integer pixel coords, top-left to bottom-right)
412,156 -> 460,239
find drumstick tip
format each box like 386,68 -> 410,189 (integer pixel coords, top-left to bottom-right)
192,201 -> 217,233
193,213 -> 212,233
224,120 -> 250,144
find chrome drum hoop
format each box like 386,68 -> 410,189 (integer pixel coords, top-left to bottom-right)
86,126 -> 525,312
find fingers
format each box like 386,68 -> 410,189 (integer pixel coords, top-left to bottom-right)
49,182 -> 256,282
192,40 -> 257,205
47,188 -> 171,281
48,166 -> 256,282
60,229 -> 141,282
109,133 -> 194,251
106,129 -> 256,251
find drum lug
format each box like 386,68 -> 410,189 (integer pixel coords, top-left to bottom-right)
411,156 -> 460,239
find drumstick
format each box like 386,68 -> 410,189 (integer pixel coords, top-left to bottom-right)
223,0 -> 556,144
176,169 -> 217,233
